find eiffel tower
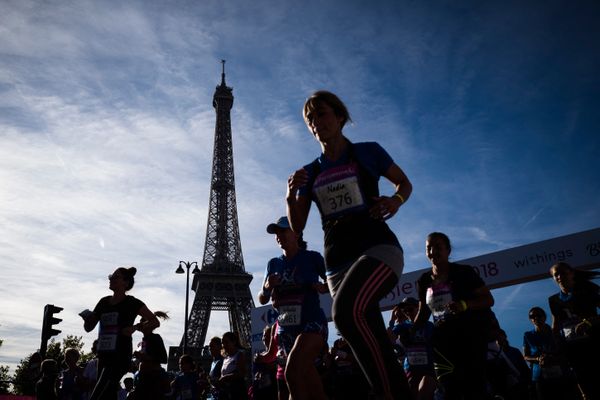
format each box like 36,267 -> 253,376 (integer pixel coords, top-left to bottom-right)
171,61 -> 254,366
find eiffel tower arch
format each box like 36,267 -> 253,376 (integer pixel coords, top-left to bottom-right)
169,61 -> 254,367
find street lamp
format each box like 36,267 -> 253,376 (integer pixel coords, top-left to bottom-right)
175,260 -> 200,355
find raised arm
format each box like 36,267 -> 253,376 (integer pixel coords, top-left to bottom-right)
128,305 -> 160,336
385,163 -> 412,203
286,168 -> 311,233
258,274 -> 277,305
413,300 -> 431,329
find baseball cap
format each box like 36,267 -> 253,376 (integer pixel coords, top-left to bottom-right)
266,216 -> 291,234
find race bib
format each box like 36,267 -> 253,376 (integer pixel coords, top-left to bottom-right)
406,345 -> 428,366
100,311 -> 118,325
278,305 -> 302,326
313,164 -> 366,218
426,284 -> 453,322
98,334 -> 117,351
98,312 -> 119,351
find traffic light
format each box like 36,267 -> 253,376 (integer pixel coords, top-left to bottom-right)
40,304 -> 63,356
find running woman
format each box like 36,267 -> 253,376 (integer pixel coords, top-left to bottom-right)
414,232 -> 494,400
258,216 -> 329,400
548,262 -> 600,399
286,90 -> 412,399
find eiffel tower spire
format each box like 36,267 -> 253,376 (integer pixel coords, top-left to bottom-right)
184,61 -> 254,350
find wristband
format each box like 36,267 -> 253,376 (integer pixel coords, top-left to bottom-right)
457,300 -> 468,312
393,193 -> 405,204
582,319 -> 592,328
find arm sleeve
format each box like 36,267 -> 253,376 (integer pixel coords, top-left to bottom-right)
368,142 -> 394,175
455,264 -> 486,299
133,297 -> 146,314
92,297 -> 106,315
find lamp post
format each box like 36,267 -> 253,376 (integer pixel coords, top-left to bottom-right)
175,260 -> 200,355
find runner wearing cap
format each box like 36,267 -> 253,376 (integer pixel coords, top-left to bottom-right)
258,216 -> 329,400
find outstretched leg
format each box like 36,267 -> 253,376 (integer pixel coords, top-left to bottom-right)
285,332 -> 327,400
332,256 -> 410,400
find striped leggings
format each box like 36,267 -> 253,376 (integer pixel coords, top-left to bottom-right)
330,255 -> 410,399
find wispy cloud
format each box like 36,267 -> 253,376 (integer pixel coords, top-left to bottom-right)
523,207 -> 545,229
1,0 -> 599,373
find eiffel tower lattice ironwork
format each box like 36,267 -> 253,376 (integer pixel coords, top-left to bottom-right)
184,61 -> 254,351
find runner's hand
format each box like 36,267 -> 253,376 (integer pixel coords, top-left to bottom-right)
287,168 -> 309,200
369,195 -> 402,220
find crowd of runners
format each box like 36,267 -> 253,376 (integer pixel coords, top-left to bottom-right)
30,91 -> 599,400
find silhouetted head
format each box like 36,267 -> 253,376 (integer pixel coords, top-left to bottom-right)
179,354 -> 195,373
528,306 -> 546,325
303,90 -> 352,130
40,359 -> 58,376
222,331 -> 242,356
209,336 -> 222,358
549,262 -> 600,293
64,348 -> 80,367
109,266 -> 137,291
426,232 -> 452,266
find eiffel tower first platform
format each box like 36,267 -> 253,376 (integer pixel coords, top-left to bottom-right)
168,61 -> 254,369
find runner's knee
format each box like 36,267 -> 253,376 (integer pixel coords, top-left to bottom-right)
332,293 -> 357,334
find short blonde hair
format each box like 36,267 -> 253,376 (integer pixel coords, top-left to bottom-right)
303,90 -> 352,129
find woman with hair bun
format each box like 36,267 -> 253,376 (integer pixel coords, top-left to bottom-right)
548,262 -> 600,399
82,266 -> 159,400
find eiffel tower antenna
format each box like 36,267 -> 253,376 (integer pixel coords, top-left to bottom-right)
171,61 -> 254,364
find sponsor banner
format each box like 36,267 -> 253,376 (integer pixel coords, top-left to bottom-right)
383,227 -> 600,307
250,228 -> 600,351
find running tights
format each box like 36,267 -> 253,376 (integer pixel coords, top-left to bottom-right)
331,256 -> 410,400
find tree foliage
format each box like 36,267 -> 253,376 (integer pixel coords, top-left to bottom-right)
11,352 -> 40,395
0,339 -> 11,394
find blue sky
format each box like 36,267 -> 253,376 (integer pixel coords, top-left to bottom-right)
1,0 -> 599,371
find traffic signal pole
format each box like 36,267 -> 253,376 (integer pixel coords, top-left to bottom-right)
40,304 -> 63,357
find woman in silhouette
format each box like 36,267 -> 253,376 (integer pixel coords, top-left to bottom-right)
83,267 -> 159,400
286,90 -> 412,399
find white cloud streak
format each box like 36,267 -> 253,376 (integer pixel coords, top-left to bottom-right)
1,0 -> 598,374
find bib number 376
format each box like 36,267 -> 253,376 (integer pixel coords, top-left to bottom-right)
314,176 -> 364,217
